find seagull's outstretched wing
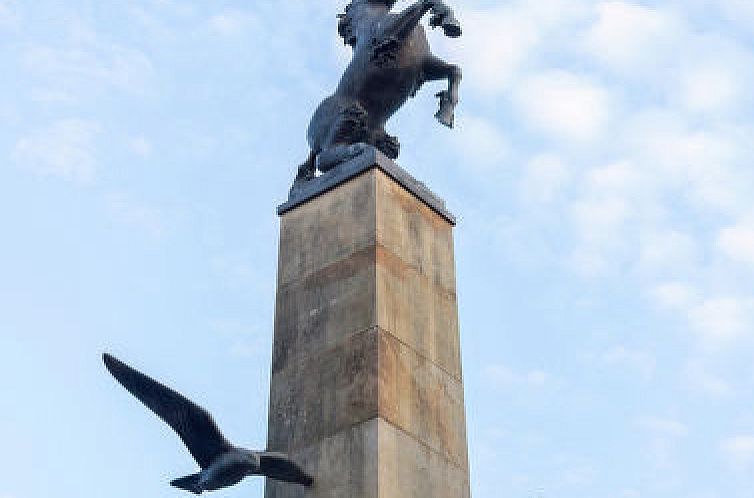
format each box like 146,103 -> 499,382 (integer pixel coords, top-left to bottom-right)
103,353 -> 233,468
259,452 -> 314,487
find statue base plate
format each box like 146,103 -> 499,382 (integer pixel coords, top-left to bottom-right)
278,147 -> 456,226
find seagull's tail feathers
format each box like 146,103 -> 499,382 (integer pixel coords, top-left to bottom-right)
171,473 -> 203,495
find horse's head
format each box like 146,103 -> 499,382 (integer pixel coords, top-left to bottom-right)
338,0 -> 398,46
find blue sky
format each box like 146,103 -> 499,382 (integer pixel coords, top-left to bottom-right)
1,1 -> 754,497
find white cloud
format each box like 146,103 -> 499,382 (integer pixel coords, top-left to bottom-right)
481,1 -> 754,362
601,346 -> 656,379
519,154 -> 570,204
0,0 -> 18,31
718,0 -> 754,33
571,194 -> 627,233
452,115 -> 508,169
209,252 -> 264,290
444,0 -> 590,94
514,71 -> 610,142
672,36 -> 754,116
561,464 -> 596,487
689,297 -> 754,346
485,365 -> 552,389
645,437 -> 680,473
13,119 -> 102,184
721,435 -> 754,470
586,161 -> 643,193
583,1 -> 681,72
717,225 -> 754,266
679,64 -> 739,115
445,6 -> 539,94
566,161 -> 659,276
684,362 -> 735,400
694,374 -> 735,399
650,282 -> 698,311
106,193 -> 165,238
28,88 -> 78,105
128,136 -> 153,158
650,283 -> 754,350
639,230 -> 698,272
624,111 -> 751,216
569,192 -> 631,275
22,33 -> 154,101
636,416 -> 689,438
619,490 -> 641,498
208,9 -> 260,36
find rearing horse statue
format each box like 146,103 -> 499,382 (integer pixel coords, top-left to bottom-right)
291,0 -> 462,193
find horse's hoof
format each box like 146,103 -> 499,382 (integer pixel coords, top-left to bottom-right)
435,109 -> 454,128
442,17 -> 462,38
376,134 -> 400,159
429,7 -> 462,38
435,91 -> 456,128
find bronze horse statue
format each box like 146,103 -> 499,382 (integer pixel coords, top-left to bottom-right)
291,0 -> 462,193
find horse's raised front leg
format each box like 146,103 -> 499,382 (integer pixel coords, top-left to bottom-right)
382,1 -> 462,40
423,55 -> 462,128
381,1 -> 433,41
427,1 -> 462,38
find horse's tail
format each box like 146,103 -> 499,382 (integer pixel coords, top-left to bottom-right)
298,150 -> 317,180
290,150 -> 317,196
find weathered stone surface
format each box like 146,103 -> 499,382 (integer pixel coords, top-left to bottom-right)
265,419 -> 380,498
375,169 -> 456,293
268,328 -> 379,452
375,246 -> 461,381
374,169 -> 462,380
377,419 -> 470,498
264,418 -> 467,498
277,170 -> 377,287
267,164 -> 469,498
273,247 -> 377,374
378,330 -> 468,470
269,326 -> 467,468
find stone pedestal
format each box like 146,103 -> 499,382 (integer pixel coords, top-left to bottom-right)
266,150 -> 470,498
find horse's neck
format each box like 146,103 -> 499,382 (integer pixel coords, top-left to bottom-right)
354,14 -> 386,44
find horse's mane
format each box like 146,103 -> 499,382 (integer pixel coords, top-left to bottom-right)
344,0 -> 397,8
338,0 -> 398,45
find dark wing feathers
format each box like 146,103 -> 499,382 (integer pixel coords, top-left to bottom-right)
103,353 -> 232,468
259,452 -> 314,487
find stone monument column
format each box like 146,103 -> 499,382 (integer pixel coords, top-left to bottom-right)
266,149 -> 470,498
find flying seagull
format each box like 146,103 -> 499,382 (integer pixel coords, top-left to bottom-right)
103,353 -> 313,494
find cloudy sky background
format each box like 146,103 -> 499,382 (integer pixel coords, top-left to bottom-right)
1,0 -> 754,497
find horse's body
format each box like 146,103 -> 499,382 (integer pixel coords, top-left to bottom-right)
291,0 -> 462,192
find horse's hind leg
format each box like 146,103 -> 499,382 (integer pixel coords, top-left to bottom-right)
316,103 -> 371,173
316,143 -> 370,172
372,129 -> 400,159
423,55 -> 462,128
